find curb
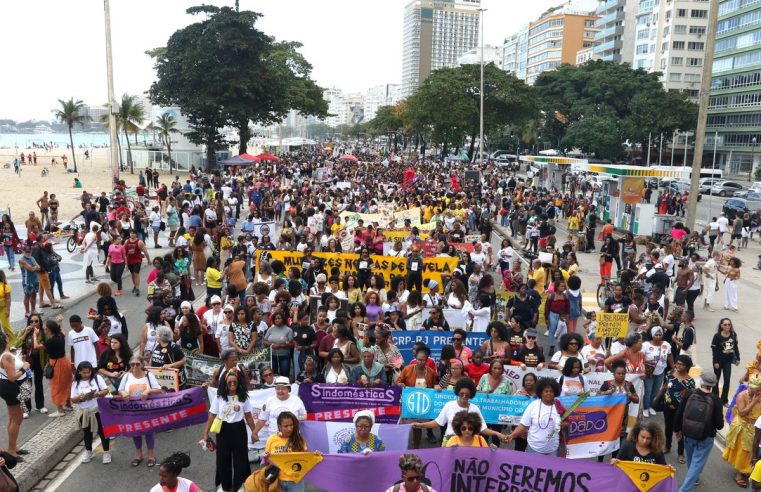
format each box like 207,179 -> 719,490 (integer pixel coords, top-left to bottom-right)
15,413 -> 81,492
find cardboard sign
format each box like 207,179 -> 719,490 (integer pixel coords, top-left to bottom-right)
146,367 -> 179,392
595,312 -> 629,338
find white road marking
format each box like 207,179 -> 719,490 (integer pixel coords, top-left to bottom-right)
45,439 -> 101,492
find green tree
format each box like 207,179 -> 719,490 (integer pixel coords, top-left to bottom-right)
117,94 -> 145,174
534,60 -> 698,159
405,63 -> 538,158
562,114 -> 623,161
155,112 -> 180,174
52,98 -> 90,173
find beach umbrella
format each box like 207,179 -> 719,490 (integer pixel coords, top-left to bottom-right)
255,152 -> 280,162
239,153 -> 260,162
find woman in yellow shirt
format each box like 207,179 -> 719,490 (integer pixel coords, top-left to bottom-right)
205,256 -> 223,300
444,411 -> 495,448
263,411 -> 320,491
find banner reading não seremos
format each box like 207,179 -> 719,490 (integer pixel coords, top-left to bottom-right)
258,251 -> 457,293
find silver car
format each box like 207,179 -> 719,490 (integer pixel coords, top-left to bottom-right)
710,180 -> 745,197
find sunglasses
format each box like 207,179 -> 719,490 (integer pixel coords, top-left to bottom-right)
130,363 -> 142,367
212,302 -> 221,306
526,336 -> 536,340
460,426 -> 474,431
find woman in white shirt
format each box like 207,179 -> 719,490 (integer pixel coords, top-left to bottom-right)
117,356 -> 164,467
507,378 -> 566,456
71,361 -> 111,464
411,378 -> 508,445
641,326 -> 674,417
201,369 -> 256,492
140,307 -> 165,364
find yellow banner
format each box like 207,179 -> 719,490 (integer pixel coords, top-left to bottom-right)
383,230 -> 431,241
615,461 -> 674,492
259,251 -> 457,293
339,207 -> 422,228
595,312 -> 629,338
267,452 -> 323,483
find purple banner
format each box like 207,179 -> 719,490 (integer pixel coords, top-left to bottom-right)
97,387 -> 207,437
297,383 -> 402,424
300,421 -> 411,453
304,447 -> 678,492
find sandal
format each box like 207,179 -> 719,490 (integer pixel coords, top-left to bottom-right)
736,476 -> 748,488
147,458 -> 157,468
131,458 -> 143,467
678,455 -> 686,464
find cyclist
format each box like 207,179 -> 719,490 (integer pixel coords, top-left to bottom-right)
604,284 -> 631,314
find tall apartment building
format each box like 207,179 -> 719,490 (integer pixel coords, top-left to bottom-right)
525,6 -> 600,84
323,88 -> 344,128
401,0 -> 481,97
705,0 -> 761,176
593,0 -> 638,63
364,84 -> 402,121
632,0 -> 711,100
502,28 -> 529,80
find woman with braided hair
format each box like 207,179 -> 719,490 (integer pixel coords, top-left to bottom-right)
149,452 -> 200,492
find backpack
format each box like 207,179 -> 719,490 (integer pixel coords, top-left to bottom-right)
681,391 -> 714,440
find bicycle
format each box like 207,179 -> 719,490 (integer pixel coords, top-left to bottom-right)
65,222 -> 86,253
596,276 -> 644,309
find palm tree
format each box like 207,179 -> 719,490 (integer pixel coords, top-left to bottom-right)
155,112 -> 180,173
52,98 -> 90,173
117,94 -> 145,174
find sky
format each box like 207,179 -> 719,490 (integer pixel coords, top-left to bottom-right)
0,0 -> 597,122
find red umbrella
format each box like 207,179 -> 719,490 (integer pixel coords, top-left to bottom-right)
255,153 -> 280,162
338,154 -> 359,162
239,153 -> 260,162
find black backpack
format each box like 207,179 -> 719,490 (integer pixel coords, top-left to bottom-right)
681,391 -> 714,440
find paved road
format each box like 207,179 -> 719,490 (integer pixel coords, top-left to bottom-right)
16,192 -> 761,491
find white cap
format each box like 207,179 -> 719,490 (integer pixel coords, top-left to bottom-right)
210,295 -> 222,304
274,376 -> 291,387
223,304 -> 235,312
180,301 -> 192,310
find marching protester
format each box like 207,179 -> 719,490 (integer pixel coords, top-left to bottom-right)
117,355 -> 163,467
338,410 -> 386,454
70,361 -> 110,464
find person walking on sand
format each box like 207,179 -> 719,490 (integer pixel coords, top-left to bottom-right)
36,192 -> 49,229
82,224 -> 101,285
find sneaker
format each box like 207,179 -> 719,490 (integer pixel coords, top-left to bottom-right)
114,290 -> 122,296
23,412 -> 29,419
102,452 -> 112,464
48,411 -> 65,418
544,330 -> 549,336
81,451 -> 93,463
91,277 -> 100,282
38,407 -> 49,414
134,289 -> 140,296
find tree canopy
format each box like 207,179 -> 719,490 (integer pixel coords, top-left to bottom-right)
148,5 -> 328,166
534,60 -> 698,160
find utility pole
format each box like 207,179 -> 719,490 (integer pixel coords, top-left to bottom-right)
104,0 -> 120,183
686,0 -> 720,231
478,8 -> 487,169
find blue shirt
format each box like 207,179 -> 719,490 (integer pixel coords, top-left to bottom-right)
21,256 -> 38,286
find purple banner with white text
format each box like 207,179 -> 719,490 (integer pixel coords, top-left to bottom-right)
98,387 -> 207,437
304,447 -> 678,492
298,383 -> 401,424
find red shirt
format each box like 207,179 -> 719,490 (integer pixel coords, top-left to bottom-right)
464,362 -> 489,386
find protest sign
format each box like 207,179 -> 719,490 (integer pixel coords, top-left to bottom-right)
98,387 -> 207,438
300,421 -> 412,453
268,452 -> 323,483
464,234 -> 481,244
422,308 -> 468,330
182,348 -> 271,387
400,388 -> 627,458
338,228 -> 355,251
297,383 -> 402,424
146,367 -> 179,392
250,221 -> 276,241
392,330 -> 488,363
449,242 -> 475,253
303,446 -> 678,492
259,250 -> 457,293
596,312 -> 629,338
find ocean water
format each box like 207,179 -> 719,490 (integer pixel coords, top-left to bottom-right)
0,132 -> 111,149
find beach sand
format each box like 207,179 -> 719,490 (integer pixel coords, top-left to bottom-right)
0,147 -> 190,220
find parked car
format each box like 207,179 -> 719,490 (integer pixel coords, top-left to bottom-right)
723,198 -> 761,219
665,181 -> 701,201
732,191 -> 761,200
710,180 -> 745,197
699,178 -> 724,194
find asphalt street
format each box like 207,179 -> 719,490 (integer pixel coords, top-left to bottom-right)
10,189 -> 761,492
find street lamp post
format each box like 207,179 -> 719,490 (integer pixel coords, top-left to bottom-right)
752,137 -> 758,182
478,8 -> 487,168
104,0 -> 119,182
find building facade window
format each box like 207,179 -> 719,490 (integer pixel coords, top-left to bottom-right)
711,70 -> 761,90
674,24 -> 687,33
673,40 -> 685,49
687,57 -> 703,66
669,73 -> 682,81
672,56 -> 684,64
689,25 -> 706,34
677,8 -> 688,17
690,9 -> 708,18
688,41 -> 705,50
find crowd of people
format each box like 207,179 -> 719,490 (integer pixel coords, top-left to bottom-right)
0,149 -> 757,492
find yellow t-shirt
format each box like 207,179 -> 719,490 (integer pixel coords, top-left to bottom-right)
330,223 -> 344,237
265,434 -> 309,482
206,267 -> 222,289
445,434 -> 488,447
529,268 -> 547,295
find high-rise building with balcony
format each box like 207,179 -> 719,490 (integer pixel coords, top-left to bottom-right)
705,0 -> 761,176
401,0 -> 481,97
631,0 -> 711,100
593,0 -> 638,63
525,6 -> 600,84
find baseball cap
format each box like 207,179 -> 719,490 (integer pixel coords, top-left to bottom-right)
210,295 -> 222,304
525,328 -> 538,338
223,304 -> 234,313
